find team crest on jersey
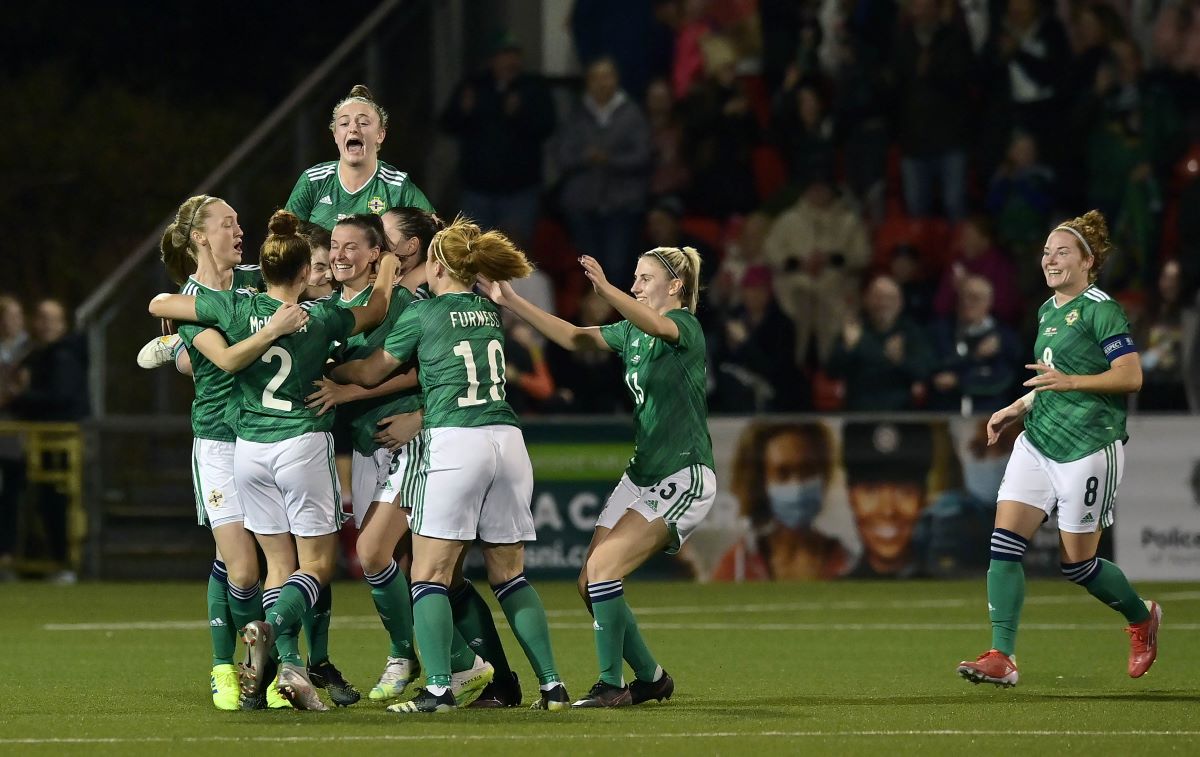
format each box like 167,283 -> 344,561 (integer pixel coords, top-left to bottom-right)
368,196 -> 386,214
1065,309 -> 1079,326
208,489 -> 224,509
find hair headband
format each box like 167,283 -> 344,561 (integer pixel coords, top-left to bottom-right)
1054,225 -> 1093,256
183,196 -> 218,244
644,249 -> 679,279
431,234 -> 463,278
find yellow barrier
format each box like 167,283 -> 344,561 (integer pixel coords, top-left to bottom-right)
0,422 -> 85,575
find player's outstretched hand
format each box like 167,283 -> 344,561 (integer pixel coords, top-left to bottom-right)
264,303 -> 309,338
1023,362 -> 1076,393
579,255 -> 610,293
475,274 -> 514,306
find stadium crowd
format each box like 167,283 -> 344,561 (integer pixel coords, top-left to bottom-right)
441,0 -> 1200,415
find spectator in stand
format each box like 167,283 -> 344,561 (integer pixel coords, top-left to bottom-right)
890,0 -> 975,221
985,131 -> 1056,254
644,195 -> 716,289
0,296 -> 30,579
8,299 -> 89,582
1080,38 -> 1181,288
828,275 -> 934,411
570,0 -> 663,100
644,78 -> 691,197
928,275 -> 1022,414
680,35 -> 760,217
934,214 -> 1022,326
829,33 -> 891,221
709,265 -> 808,412
555,57 -> 652,291
981,0 -> 1070,179
1135,260 -> 1195,411
770,73 -> 837,189
708,211 -> 770,315
439,33 -> 556,247
1151,0 -> 1200,78
502,318 -> 557,416
763,174 -> 871,367
544,291 -> 630,414
671,0 -> 713,99
889,243 -> 937,324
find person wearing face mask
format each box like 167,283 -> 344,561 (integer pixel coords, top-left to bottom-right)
956,211 -> 1160,689
286,84 -> 433,232
918,419 -> 1021,577
713,422 -> 851,582
843,421 -> 934,579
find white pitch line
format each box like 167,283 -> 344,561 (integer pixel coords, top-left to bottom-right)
2,730 -> 1199,745
39,590 -> 1200,632
40,619 -> 1200,632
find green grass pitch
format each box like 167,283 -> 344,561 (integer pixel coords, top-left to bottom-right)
2,579 -> 1197,756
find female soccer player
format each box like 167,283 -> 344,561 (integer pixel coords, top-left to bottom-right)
301,223 -> 335,299
150,210 -> 399,711
159,195 -> 308,710
333,217 -> 568,713
481,246 -> 714,708
286,84 -> 433,230
957,210 -> 1161,687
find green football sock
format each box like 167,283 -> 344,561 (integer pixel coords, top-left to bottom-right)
226,581 -> 264,635
494,575 -> 560,685
365,561 -> 415,661
1082,559 -> 1151,624
268,574 -> 320,667
450,580 -> 513,677
207,561 -> 236,666
587,580 -> 628,687
450,629 -> 477,673
302,583 -> 333,666
987,559 -> 1024,657
623,603 -> 659,682
412,582 -> 453,687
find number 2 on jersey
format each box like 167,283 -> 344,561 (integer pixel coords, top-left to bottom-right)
261,346 -> 293,411
454,339 -> 505,407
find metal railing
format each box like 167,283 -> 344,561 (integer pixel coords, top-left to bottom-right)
0,421 -> 85,575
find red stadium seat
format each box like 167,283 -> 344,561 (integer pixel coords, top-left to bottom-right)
811,370 -> 845,411
679,216 -> 725,252
871,213 -> 953,275
530,217 -> 586,320
752,145 -> 788,202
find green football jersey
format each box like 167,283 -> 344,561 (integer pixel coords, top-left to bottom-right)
177,266 -> 264,441
285,159 -> 433,230
336,284 -> 424,454
600,309 -> 715,486
383,292 -> 518,430
1025,285 -> 1136,462
194,290 -> 356,443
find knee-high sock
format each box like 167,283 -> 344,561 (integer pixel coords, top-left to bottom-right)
494,574 -> 560,686
451,579 -> 513,677
267,573 -> 321,667
207,561 -> 236,666
411,582 -> 453,688
365,561 -> 415,661
1063,557 -> 1151,624
987,529 -> 1027,657
587,579 -> 628,687
227,580 -> 264,636
302,583 -> 333,665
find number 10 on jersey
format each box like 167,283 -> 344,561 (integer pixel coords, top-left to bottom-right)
455,339 -> 505,407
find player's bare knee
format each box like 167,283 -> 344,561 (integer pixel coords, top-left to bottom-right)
481,542 -> 524,585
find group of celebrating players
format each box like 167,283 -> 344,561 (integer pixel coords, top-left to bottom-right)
145,83 -> 1159,714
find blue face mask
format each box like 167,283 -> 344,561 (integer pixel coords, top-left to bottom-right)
767,477 -> 824,530
962,457 -> 1009,504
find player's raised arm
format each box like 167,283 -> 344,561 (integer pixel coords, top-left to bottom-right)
478,275 -> 609,352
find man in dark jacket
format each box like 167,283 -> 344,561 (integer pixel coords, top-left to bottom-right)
439,33 -> 556,246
